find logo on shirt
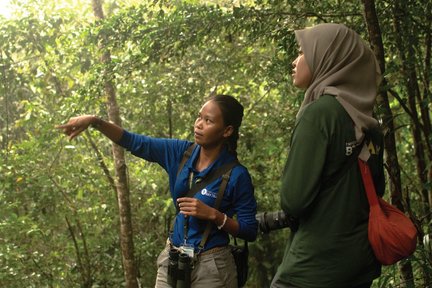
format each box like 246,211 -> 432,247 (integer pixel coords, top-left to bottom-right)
345,141 -> 359,156
367,141 -> 381,155
201,188 -> 217,199
345,140 -> 382,156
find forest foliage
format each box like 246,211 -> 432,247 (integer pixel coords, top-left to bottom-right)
0,0 -> 431,287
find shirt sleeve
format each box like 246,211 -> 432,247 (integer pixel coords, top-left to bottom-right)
231,166 -> 258,241
117,130 -> 191,173
280,116 -> 328,217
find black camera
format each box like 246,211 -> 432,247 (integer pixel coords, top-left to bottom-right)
256,211 -> 298,234
167,249 -> 192,288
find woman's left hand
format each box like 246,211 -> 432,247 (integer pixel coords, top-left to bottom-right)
177,197 -> 215,220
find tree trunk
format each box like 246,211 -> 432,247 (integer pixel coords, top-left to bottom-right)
361,1 -> 415,287
90,1 -> 139,287
422,4 -> 432,281
424,1 -> 432,212
392,0 -> 430,215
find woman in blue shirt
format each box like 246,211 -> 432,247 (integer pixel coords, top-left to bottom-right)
57,94 -> 258,287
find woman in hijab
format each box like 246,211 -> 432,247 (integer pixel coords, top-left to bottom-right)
271,23 -> 385,288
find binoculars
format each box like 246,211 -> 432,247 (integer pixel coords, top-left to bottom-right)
167,248 -> 192,288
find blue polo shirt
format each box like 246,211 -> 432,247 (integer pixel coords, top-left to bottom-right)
118,130 -> 258,251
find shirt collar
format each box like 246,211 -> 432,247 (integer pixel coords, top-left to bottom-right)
187,145 -> 236,177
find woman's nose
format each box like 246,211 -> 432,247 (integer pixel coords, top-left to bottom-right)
195,118 -> 202,128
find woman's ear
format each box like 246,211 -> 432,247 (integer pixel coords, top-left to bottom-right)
223,125 -> 234,138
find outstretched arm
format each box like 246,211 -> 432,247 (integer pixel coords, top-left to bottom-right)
56,115 -> 124,143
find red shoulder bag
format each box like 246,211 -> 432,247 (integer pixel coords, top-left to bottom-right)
358,159 -> 418,265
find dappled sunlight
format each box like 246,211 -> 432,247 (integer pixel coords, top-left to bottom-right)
0,0 -> 12,18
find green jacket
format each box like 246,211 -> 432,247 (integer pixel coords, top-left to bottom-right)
274,95 -> 383,288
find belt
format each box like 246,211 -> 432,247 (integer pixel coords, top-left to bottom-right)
167,239 -> 227,257
199,246 -> 226,256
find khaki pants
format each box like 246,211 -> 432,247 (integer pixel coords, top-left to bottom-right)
155,242 -> 238,288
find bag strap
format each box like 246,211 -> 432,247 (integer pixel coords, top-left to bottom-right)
175,142 -> 238,200
175,160 -> 239,212
198,167 -> 233,251
171,143 -> 239,245
170,144 -> 234,226
186,160 -> 238,197
358,159 -> 380,207
176,143 -> 196,177
233,236 -> 248,251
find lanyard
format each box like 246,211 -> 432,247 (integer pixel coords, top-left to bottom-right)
183,171 -> 194,244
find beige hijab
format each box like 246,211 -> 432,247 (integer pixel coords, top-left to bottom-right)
295,23 -> 381,160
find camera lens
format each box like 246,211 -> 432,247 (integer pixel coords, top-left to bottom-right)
256,211 -> 298,233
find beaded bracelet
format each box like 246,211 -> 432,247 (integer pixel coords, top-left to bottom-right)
217,213 -> 227,230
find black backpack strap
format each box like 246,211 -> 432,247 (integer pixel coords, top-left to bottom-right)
176,160 -> 239,212
198,167 -> 233,251
185,160 -> 238,198
172,144 -> 239,250
176,143 -> 196,177
233,236 -> 248,252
